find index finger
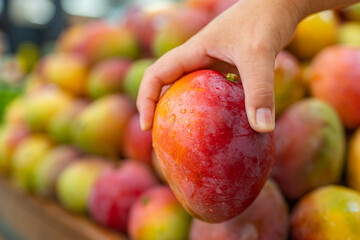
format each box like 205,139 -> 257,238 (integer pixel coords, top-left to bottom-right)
137,42 -> 214,130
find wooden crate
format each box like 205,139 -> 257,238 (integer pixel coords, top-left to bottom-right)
0,177 -> 128,240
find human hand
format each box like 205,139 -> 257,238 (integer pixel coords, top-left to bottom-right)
136,0 -> 358,133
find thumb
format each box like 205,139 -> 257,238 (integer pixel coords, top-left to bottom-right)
235,51 -> 276,133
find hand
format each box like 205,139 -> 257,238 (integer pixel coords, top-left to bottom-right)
136,0 -> 357,133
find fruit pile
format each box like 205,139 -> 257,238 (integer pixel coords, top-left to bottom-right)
0,0 -> 360,239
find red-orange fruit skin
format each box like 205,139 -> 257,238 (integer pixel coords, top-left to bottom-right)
153,70 -> 275,223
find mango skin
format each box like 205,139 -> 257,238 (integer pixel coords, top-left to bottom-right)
0,124 -> 30,175
48,99 -> 90,144
56,158 -> 109,214
124,114 -> 153,165
347,128 -> 360,191
11,134 -> 54,192
338,22 -> 360,47
88,58 -> 132,99
272,98 -> 345,200
123,58 -> 155,101
310,45 -> 360,129
78,21 -> 141,65
72,94 -> 136,157
42,54 -> 89,96
128,186 -> 192,240
124,3 -> 178,54
343,3 -> 360,22
189,179 -> 288,240
152,8 -> 210,57
88,160 -> 159,232
57,24 -> 86,53
213,0 -> 237,16
34,145 -> 83,198
186,0 -> 221,12
274,51 -> 305,117
3,98 -> 27,125
287,11 -> 339,60
291,185 -> 360,240
24,86 -> 73,132
153,70 -> 275,223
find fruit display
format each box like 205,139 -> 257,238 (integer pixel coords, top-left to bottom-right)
1,0 -> 360,239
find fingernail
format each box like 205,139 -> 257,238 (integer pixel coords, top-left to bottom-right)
255,108 -> 274,131
140,114 -> 147,131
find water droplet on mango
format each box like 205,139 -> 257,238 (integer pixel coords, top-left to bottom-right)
169,114 -> 176,123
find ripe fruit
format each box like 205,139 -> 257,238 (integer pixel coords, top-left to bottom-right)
34,145 -> 83,198
124,114 -> 153,165
88,58 -> 132,99
57,24 -> 86,53
190,179 -> 288,240
272,99 -> 345,200
153,70 -> 275,222
124,2 -> 178,53
0,124 -> 30,175
274,51 -> 305,116
123,58 -> 155,100
186,0 -> 221,12
42,54 -> 89,96
152,8 -> 210,57
291,185 -> 360,240
89,161 -> 158,232
48,99 -> 90,143
24,86 -> 73,132
57,158 -> 109,213
72,94 -> 136,157
343,3 -> 360,22
347,128 -> 360,191
213,0 -> 237,16
287,11 -> 339,59
78,21 -> 140,64
128,186 -> 192,240
3,97 -> 27,125
338,22 -> 360,47
12,134 -> 54,192
310,45 -> 360,128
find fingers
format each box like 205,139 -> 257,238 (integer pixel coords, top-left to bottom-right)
137,42 -> 214,130
234,48 -> 276,133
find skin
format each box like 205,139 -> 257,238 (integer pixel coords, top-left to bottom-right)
137,0 -> 360,133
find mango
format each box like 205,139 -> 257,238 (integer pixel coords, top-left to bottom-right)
272,98 -> 345,200
347,128 -> 360,191
291,185 -> 360,240
128,186 -> 192,240
0,124 -> 30,175
310,45 -> 360,128
152,8 -> 210,57
153,70 -> 275,222
287,11 -> 339,59
24,86 -> 73,132
34,145 -> 83,198
72,94 -> 136,157
89,160 -> 158,232
48,99 -> 90,143
57,158 -> 109,213
11,134 -> 54,192
190,179 -> 288,240
42,53 -> 89,96
88,58 -> 132,99
123,58 -> 155,101
274,51 -> 305,117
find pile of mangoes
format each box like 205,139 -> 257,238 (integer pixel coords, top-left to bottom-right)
0,0 -> 360,239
